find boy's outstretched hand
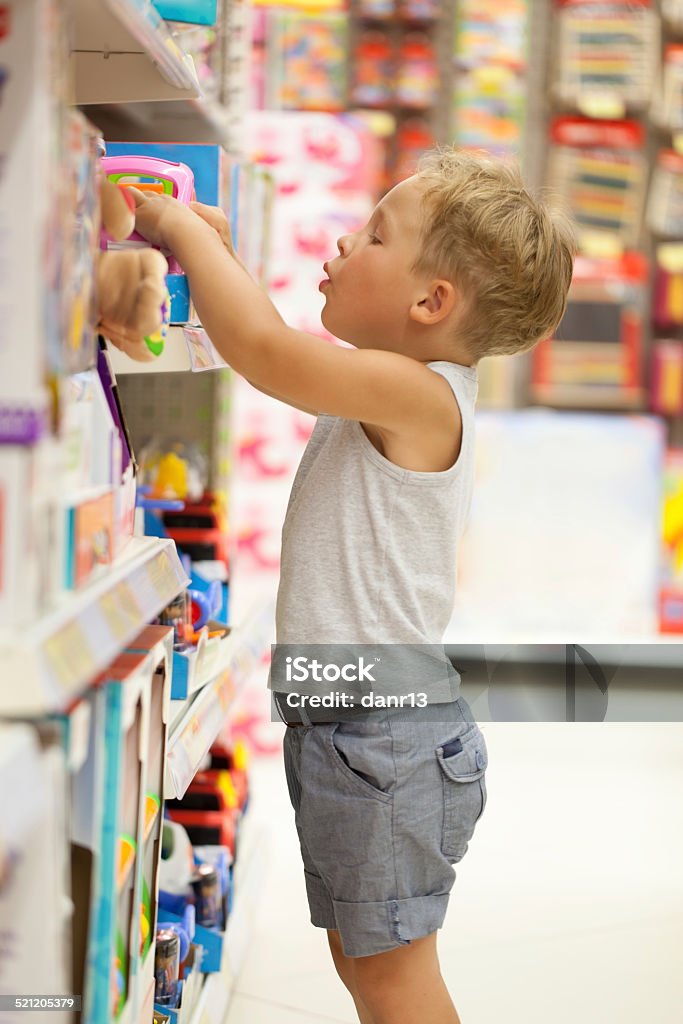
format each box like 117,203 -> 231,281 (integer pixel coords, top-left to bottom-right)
189,201 -> 237,257
127,186 -> 196,249
127,188 -> 237,259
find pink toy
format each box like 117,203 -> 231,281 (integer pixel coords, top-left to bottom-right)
101,156 -> 195,274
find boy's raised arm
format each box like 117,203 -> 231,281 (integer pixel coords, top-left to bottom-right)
131,193 -> 452,436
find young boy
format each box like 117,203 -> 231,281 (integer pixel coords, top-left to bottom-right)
131,148 -> 576,1024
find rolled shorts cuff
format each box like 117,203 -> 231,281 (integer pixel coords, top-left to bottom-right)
305,870 -> 337,930
332,892 -> 451,958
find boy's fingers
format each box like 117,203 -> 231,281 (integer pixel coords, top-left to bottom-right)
125,186 -> 146,207
190,201 -> 233,248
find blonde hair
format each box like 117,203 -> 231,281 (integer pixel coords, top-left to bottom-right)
415,148 -> 576,360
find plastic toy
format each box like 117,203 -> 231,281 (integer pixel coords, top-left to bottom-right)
159,820 -> 196,896
144,288 -> 171,356
651,341 -> 683,415
96,175 -> 169,362
113,930 -> 127,1016
162,491 -> 229,571
139,442 -> 208,502
154,927 -> 181,1006
188,578 -> 222,630
553,0 -> 658,113
101,155 -> 195,274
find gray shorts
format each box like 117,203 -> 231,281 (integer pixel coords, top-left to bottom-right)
283,696 -> 488,958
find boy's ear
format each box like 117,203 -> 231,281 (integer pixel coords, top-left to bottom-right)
409,280 -> 456,325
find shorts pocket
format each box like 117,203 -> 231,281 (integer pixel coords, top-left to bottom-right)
436,726 -> 487,863
327,724 -> 394,804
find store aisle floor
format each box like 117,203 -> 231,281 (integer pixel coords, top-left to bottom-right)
224,723 -> 683,1024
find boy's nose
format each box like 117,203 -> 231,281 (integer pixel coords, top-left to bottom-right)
337,234 -> 351,256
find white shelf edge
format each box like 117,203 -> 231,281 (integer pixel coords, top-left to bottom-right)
0,537 -> 188,716
165,601 -> 273,798
106,327 -> 192,375
106,326 -> 229,375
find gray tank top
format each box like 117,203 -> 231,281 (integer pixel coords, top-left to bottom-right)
275,360 -> 478,645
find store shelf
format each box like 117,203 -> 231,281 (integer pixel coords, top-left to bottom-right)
106,326 -> 228,375
189,812 -> 267,1024
173,623 -> 261,701
71,0 -> 199,100
0,537 -> 188,717
143,794 -> 161,843
83,97 -> 235,146
117,835 -> 136,892
531,386 -> 646,410
446,641 -> 683,669
70,0 -> 233,145
165,600 -> 273,798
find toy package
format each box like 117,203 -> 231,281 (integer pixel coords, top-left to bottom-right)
395,32 -> 439,108
652,44 -> 683,135
452,0 -> 530,159
351,29 -> 394,107
647,149 -> 683,237
394,116 -> 436,181
547,117 -> 647,254
660,447 -> 683,631
358,0 -> 395,18
532,252 -> 648,405
653,243 -> 683,330
553,0 -> 659,115
267,10 -> 348,112
651,340 -> 683,415
101,154 -> 196,325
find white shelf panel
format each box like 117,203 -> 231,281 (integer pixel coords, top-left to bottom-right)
165,600 -> 273,798
71,0 -> 199,102
0,537 -> 188,716
106,326 -> 229,375
83,97 -> 235,146
70,0 -> 234,145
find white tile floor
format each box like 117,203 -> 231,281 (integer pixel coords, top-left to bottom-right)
222,723 -> 683,1024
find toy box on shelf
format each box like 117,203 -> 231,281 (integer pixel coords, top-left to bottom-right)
531,252 -> 648,409
0,438 -> 66,627
546,117 -> 647,254
103,143 -> 244,325
82,638 -> 172,1024
61,350 -> 137,591
0,723 -> 72,1010
0,0 -> 79,443
152,0 -> 219,24
660,447 -> 683,631
552,0 -> 659,118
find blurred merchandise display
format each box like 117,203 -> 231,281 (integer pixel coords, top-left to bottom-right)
267,9 -> 349,110
452,0 -> 530,160
552,0 -> 658,116
547,117 -> 647,254
532,253 -> 648,408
